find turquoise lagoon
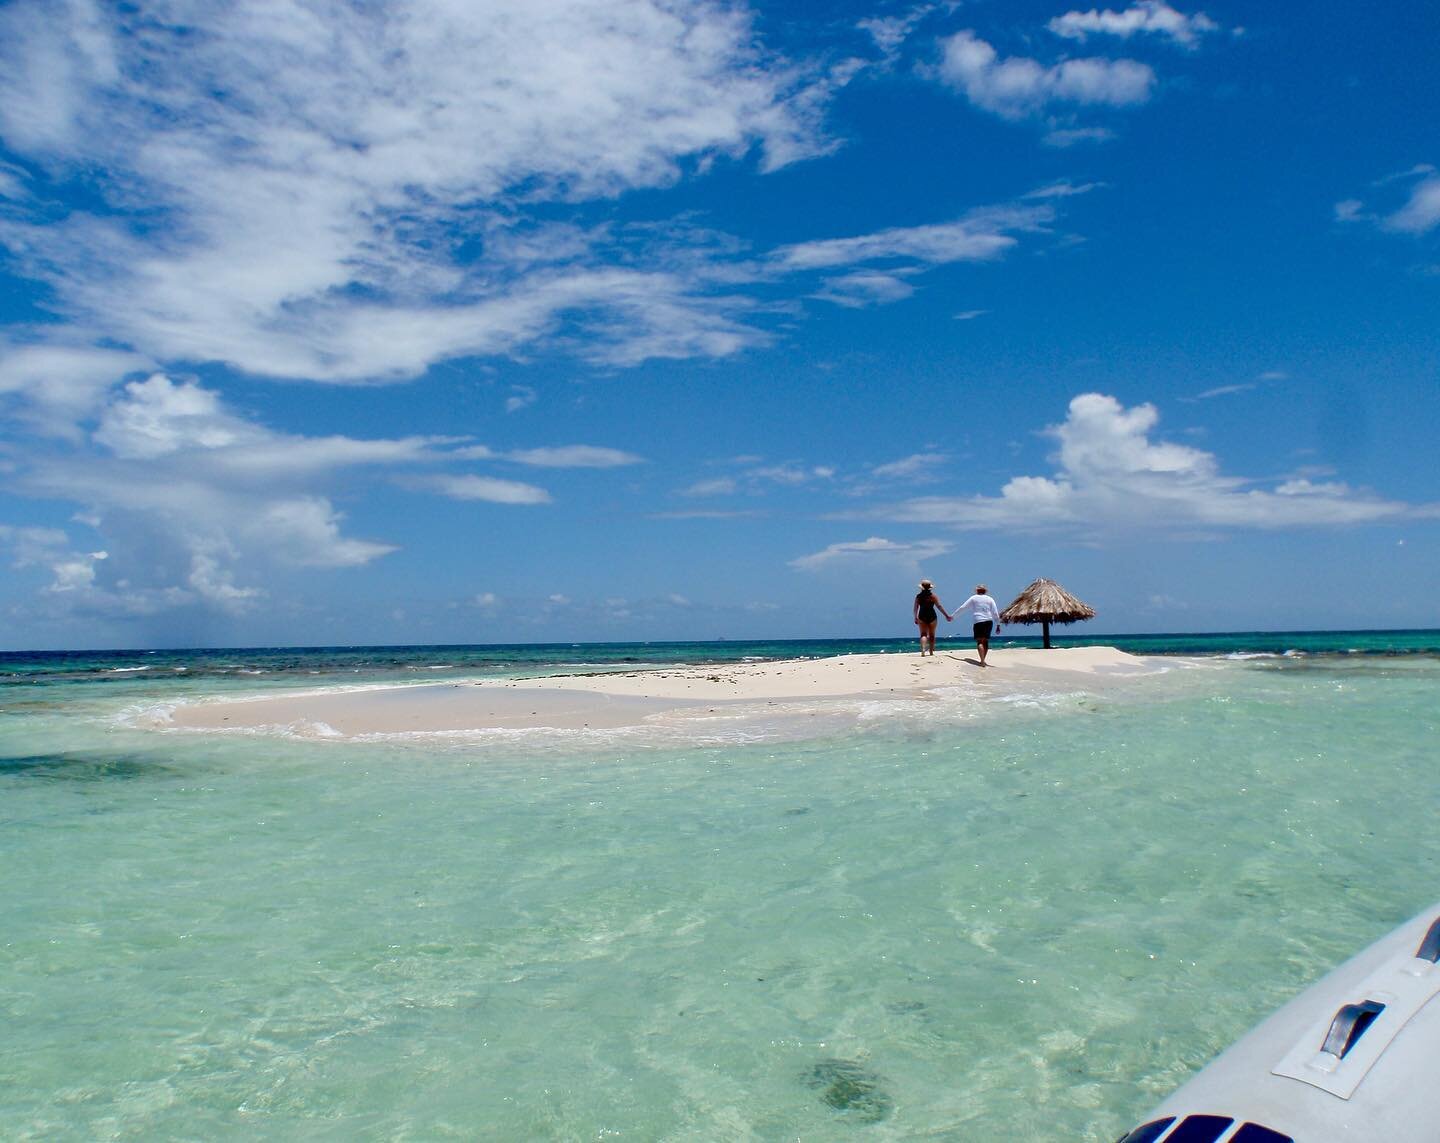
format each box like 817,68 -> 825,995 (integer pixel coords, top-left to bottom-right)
2,632 -> 1438,1139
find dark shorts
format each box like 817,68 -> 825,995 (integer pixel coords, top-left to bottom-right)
973,621 -> 993,641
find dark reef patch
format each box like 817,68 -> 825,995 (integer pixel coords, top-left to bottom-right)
803,1057 -> 893,1123
0,752 -> 173,783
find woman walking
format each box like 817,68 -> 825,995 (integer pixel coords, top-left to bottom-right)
913,579 -> 953,656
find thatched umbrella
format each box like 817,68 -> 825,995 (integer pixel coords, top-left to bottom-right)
1000,578 -> 1096,649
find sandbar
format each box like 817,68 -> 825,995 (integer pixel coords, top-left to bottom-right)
165,647 -> 1166,737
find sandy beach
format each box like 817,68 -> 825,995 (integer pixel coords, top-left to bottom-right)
167,646 -> 1164,736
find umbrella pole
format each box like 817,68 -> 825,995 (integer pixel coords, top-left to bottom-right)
1042,619 -> 1052,649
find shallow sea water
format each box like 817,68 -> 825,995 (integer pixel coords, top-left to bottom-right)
3,644 -> 1439,1140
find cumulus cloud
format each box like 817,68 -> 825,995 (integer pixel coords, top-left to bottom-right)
16,381 -> 408,613
1048,3 -> 1219,47
0,339 -> 151,438
870,393 -> 1425,534
91,375 -> 447,476
790,535 -> 953,570
938,30 -> 1155,120
6,373 -> 649,618
0,525 -> 110,597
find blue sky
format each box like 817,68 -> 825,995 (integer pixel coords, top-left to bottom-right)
0,0 -> 1436,649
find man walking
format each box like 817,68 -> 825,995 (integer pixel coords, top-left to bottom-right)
955,584 -> 1002,666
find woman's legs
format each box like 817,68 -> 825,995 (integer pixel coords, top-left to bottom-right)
918,620 -> 937,654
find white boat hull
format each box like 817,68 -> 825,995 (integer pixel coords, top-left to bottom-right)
1119,902 -> 1440,1143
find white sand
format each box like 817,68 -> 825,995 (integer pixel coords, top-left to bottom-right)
166,647 -> 1164,737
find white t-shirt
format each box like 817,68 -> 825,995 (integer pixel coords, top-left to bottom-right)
959,594 -> 1000,624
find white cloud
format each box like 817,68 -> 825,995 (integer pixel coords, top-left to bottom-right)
27,379 -> 403,574
953,309 -> 989,320
0,525 -> 111,595
94,374 -> 257,459
871,393 -> 1424,534
750,464 -> 831,486
650,508 -> 764,519
1048,3 -> 1219,47
858,7 -> 934,56
1386,176 -> 1440,235
93,375 -> 448,475
1337,167 -> 1440,237
46,549 -> 107,593
938,30 -> 1154,120
790,535 -> 953,570
5,373 -> 652,619
0,0 -> 835,383
0,161 -> 28,199
1376,163 -> 1437,186
813,271 -> 916,308
0,340 -> 151,438
1043,125 -> 1117,147
870,453 -> 948,480
185,551 -> 264,608
506,386 -> 538,413
0,525 -> 47,567
0,3 -> 1080,421
678,457 -> 838,499
1334,199 -> 1366,224
774,203 -> 1053,269
256,499 -> 395,567
416,475 -> 552,505
681,477 -> 740,497
505,445 -> 644,468
1182,382 -> 1255,402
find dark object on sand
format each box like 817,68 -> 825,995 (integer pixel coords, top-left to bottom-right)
999,578 -> 1096,649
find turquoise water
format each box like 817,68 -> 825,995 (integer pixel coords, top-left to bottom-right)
3,633 -> 1438,1139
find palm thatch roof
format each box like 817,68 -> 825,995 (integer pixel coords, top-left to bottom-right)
1000,579 -> 1095,648
1000,578 -> 1097,626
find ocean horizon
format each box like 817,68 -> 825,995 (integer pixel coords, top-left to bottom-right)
4,629 -> 1438,1138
